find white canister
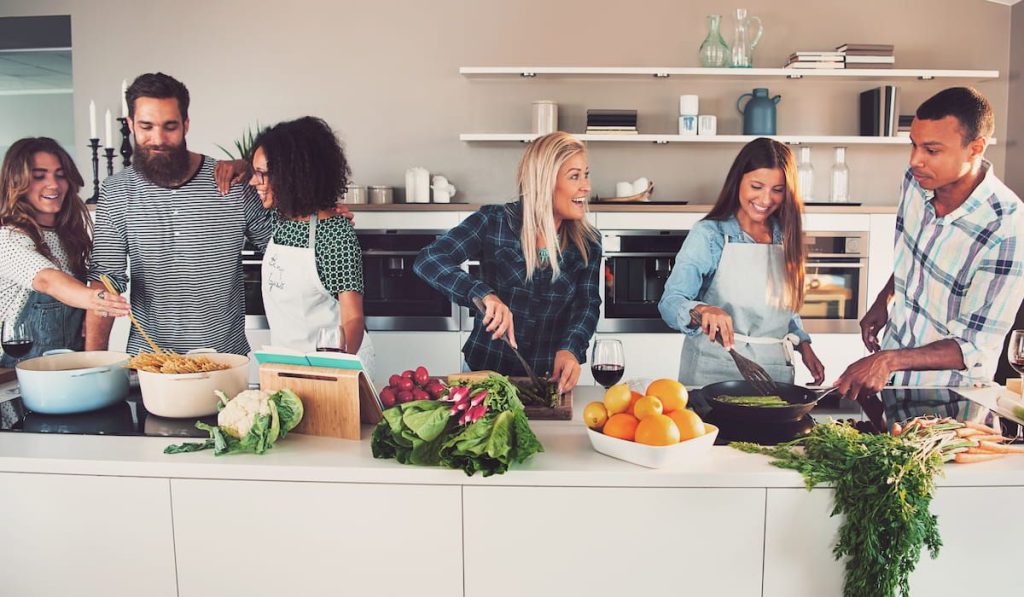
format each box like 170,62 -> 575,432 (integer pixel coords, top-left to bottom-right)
532,101 -> 558,135
679,95 -> 699,116
698,115 -> 718,136
414,168 -> 431,203
679,115 -> 698,136
431,176 -> 456,203
404,168 -> 418,203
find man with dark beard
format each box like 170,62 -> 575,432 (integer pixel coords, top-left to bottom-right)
85,73 -> 273,355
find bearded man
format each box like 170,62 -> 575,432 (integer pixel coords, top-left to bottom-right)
86,72 -> 273,355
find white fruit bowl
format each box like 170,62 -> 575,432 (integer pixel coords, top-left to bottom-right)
586,424 -> 719,469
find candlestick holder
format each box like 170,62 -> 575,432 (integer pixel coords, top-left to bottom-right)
117,117 -> 132,167
104,148 -> 116,176
87,138 -> 101,204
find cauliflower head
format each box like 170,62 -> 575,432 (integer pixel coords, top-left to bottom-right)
217,390 -> 274,439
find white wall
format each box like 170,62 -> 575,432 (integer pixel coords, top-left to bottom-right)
1007,2 -> 1023,195
0,92 -> 74,158
0,0 -> 1014,206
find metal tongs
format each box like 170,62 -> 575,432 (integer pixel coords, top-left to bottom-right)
690,308 -> 778,396
472,297 -> 547,395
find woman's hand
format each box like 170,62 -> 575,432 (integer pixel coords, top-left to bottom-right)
694,304 -> 734,349
87,287 -> 131,318
551,350 -> 580,393
796,342 -> 825,386
480,293 -> 516,347
215,159 -> 250,195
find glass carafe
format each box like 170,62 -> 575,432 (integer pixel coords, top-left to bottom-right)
730,8 -> 763,68
830,147 -> 850,204
698,14 -> 729,68
797,146 -> 815,203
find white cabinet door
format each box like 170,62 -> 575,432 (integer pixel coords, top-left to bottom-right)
171,479 -> 462,597
463,486 -> 765,597
0,473 -> 176,597
369,331 -> 462,389
868,214 -> 897,302
596,333 -> 685,382
763,488 -> 843,597
793,333 -> 865,385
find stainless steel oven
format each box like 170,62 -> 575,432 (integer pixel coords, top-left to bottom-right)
358,229 -> 461,331
799,232 -> 868,333
241,242 -> 268,330
598,230 -> 688,333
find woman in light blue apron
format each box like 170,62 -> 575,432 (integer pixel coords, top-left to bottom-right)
247,118 -> 375,381
658,138 -> 824,386
0,138 -> 130,366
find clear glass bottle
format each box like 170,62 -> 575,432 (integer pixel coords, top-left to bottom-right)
796,146 -> 815,203
698,15 -> 729,68
830,146 -> 850,203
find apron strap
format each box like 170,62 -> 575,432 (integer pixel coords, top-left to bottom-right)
734,332 -> 801,365
308,213 -> 318,248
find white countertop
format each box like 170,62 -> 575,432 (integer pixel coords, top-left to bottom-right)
2,385 -> 1023,488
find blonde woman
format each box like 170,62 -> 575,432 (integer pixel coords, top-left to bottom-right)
414,132 -> 601,392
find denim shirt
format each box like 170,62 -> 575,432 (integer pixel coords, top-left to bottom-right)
657,216 -> 811,344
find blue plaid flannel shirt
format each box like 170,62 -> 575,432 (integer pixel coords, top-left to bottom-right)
413,201 -> 602,377
883,162 -> 1024,386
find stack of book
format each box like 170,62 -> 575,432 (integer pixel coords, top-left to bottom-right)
838,43 -> 895,68
859,86 -> 899,136
784,51 -> 845,69
896,115 -> 913,137
586,109 -> 637,135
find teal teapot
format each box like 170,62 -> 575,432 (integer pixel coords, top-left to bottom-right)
736,88 -> 781,135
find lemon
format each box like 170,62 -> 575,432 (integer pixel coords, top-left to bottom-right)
632,396 -> 664,420
603,383 -> 633,415
583,402 -> 609,429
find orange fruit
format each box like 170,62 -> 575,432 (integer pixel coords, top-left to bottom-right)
635,414 -> 681,446
603,413 -> 640,441
632,396 -> 664,420
603,384 -> 633,415
667,409 -> 706,441
646,379 -> 689,413
583,402 -> 609,430
626,390 -> 643,413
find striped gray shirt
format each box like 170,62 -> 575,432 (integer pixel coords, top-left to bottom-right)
88,155 -> 273,355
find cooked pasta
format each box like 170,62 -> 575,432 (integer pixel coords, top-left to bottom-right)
127,352 -> 230,374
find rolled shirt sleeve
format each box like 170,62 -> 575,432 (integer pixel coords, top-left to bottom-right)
0,228 -> 60,289
242,185 -> 274,252
559,241 -> 603,363
788,313 -> 812,345
86,182 -> 129,293
413,210 -> 495,307
657,221 -> 719,335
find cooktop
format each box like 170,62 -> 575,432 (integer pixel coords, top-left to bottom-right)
0,386 -> 215,438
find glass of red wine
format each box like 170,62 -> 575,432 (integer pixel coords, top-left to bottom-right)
1008,330 -> 1024,379
315,326 -> 345,353
591,339 -> 625,388
2,322 -> 34,364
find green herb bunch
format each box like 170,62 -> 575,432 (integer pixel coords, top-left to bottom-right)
734,422 -> 948,597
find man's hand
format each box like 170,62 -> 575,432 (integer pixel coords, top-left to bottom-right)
551,350 -> 581,393
480,293 -> 516,347
834,351 -> 895,400
860,298 -> 889,353
215,159 -> 249,195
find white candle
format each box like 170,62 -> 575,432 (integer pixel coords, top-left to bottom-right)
104,109 -> 113,148
120,79 -> 128,118
89,100 -> 97,139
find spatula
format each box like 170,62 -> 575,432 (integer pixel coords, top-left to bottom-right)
689,308 -> 777,396
472,297 -> 547,395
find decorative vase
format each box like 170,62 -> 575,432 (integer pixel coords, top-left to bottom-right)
698,15 -> 729,68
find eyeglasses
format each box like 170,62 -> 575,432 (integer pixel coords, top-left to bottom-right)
252,169 -> 269,184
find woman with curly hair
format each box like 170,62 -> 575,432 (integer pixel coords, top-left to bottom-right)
248,117 -> 373,370
0,137 -> 129,364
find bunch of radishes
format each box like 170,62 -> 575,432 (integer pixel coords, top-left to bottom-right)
446,385 -> 489,425
379,366 -> 447,408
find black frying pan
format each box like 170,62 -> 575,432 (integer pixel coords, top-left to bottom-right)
701,380 -> 837,423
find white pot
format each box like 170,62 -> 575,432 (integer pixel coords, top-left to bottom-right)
138,353 -> 249,418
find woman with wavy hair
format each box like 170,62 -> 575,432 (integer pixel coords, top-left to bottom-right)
658,137 -> 824,386
0,137 -> 129,364
247,117 -> 373,374
415,132 -> 602,392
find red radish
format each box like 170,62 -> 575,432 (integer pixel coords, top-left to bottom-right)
467,403 -> 488,422
469,390 -> 488,407
414,366 -> 430,386
402,369 -> 415,379
397,390 -> 414,403
388,374 -> 402,387
397,378 -> 415,391
379,388 -> 397,408
426,383 -> 446,399
411,388 -> 430,401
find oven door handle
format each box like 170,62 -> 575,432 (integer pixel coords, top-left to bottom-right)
806,262 -> 866,269
362,249 -> 422,256
242,260 -> 263,266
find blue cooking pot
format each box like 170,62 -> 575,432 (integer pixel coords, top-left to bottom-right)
16,350 -> 131,414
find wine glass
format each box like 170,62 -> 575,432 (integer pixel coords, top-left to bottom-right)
1,322 -> 35,364
1008,330 -> 1024,380
591,339 -> 625,388
315,326 -> 345,353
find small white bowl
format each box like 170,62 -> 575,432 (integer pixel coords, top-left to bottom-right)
586,424 -> 719,469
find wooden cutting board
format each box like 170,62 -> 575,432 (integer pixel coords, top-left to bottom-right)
0,368 -> 16,384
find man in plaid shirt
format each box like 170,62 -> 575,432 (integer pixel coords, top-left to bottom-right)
836,87 -> 1024,399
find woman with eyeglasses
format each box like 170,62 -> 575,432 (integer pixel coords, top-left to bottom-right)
246,117 -> 374,374
413,132 -> 601,392
0,137 -> 130,365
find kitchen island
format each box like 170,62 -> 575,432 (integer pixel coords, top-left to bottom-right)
2,384 -> 1023,597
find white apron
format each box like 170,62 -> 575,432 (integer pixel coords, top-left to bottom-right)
678,237 -> 799,386
262,215 -> 376,379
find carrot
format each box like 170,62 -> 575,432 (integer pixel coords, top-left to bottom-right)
964,421 -> 1002,435
956,427 -> 983,438
968,434 -> 1007,443
955,452 -> 1005,463
976,441 -> 1024,454
892,423 -> 903,436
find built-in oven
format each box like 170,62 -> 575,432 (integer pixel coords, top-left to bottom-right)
241,242 -> 267,330
799,232 -> 868,333
358,229 -> 460,331
599,230 -> 687,332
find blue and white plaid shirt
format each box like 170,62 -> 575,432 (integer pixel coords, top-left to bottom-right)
883,162 -> 1024,386
413,202 -> 602,376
